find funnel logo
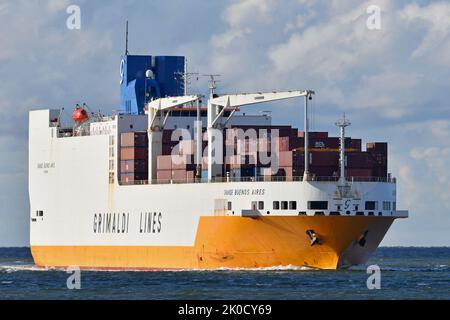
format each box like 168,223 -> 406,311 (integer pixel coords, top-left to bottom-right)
120,59 -> 125,84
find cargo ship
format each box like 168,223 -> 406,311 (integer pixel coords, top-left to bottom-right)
28,49 -> 408,270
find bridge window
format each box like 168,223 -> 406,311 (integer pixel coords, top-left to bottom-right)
308,201 -> 328,210
228,202 -> 232,211
393,202 -> 396,211
383,201 -> 391,211
281,201 -> 288,210
258,201 -> 264,210
289,201 -> 297,210
365,201 -> 378,210
273,201 -> 280,210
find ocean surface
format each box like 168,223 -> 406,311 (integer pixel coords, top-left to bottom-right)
0,247 -> 448,300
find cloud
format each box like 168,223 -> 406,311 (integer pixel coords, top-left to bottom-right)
224,0 -> 276,28
401,2 -> 450,65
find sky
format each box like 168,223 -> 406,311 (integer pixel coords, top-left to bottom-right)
0,0 -> 449,246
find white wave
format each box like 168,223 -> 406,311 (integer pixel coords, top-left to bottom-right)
0,264 -> 316,273
0,265 -> 60,273
90,265 -> 317,272
211,265 -> 316,272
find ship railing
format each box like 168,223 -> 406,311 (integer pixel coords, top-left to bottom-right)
120,176 -> 396,186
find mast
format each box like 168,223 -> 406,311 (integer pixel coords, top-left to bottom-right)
195,98 -> 202,178
125,21 -> 129,55
303,91 -> 314,181
335,114 -> 351,183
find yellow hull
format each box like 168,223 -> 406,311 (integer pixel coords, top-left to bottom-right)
31,216 -> 395,270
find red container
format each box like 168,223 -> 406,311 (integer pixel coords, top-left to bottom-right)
366,142 -> 388,154
310,152 -> 339,167
326,137 -> 340,149
277,151 -> 293,167
348,139 -> 362,151
157,170 -> 172,183
120,147 -> 148,160
120,160 -> 148,173
347,168 -> 372,178
298,131 -> 328,139
172,169 -> 187,182
162,130 -> 174,143
347,153 -> 375,169
186,170 -> 195,183
157,155 -> 172,170
120,172 -> 148,184
172,154 -> 194,170
272,136 -> 289,152
162,144 -> 173,155
121,132 -> 148,148
281,166 -> 293,180
311,166 -> 338,177
179,140 -> 195,156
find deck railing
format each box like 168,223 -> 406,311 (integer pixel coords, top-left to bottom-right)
119,175 -> 396,186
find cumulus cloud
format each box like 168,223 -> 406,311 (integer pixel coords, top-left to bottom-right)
401,2 -> 450,64
224,0 -> 276,28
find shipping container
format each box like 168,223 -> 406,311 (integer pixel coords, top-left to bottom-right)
347,153 -> 375,169
310,152 -> 339,167
298,131 -> 328,139
120,132 -> 148,148
186,170 -> 195,183
120,147 -> 148,160
348,139 -> 362,151
156,170 -> 171,183
178,140 -> 195,156
347,168 -> 372,178
172,169 -> 187,182
277,151 -> 293,167
120,160 -> 148,173
120,172 -> 148,184
366,142 -> 388,154
273,136 -> 290,152
172,154 -> 195,170
157,155 -> 173,170
240,167 -> 257,177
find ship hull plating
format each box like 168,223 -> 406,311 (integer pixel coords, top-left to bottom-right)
31,216 -> 395,270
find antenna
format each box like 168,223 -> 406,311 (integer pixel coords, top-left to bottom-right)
201,74 -> 221,98
125,21 -> 129,55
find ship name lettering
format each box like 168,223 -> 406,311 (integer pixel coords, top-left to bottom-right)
226,189 -> 265,196
93,213 -> 130,234
139,212 -> 162,234
234,189 -> 250,196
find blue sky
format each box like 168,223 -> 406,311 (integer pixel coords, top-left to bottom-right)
0,0 -> 449,246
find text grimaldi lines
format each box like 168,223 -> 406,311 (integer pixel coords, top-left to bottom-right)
93,212 -> 162,234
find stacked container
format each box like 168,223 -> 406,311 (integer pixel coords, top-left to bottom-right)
120,132 -> 148,184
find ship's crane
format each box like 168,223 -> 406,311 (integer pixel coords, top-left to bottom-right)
206,90 -> 315,181
145,95 -> 200,182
